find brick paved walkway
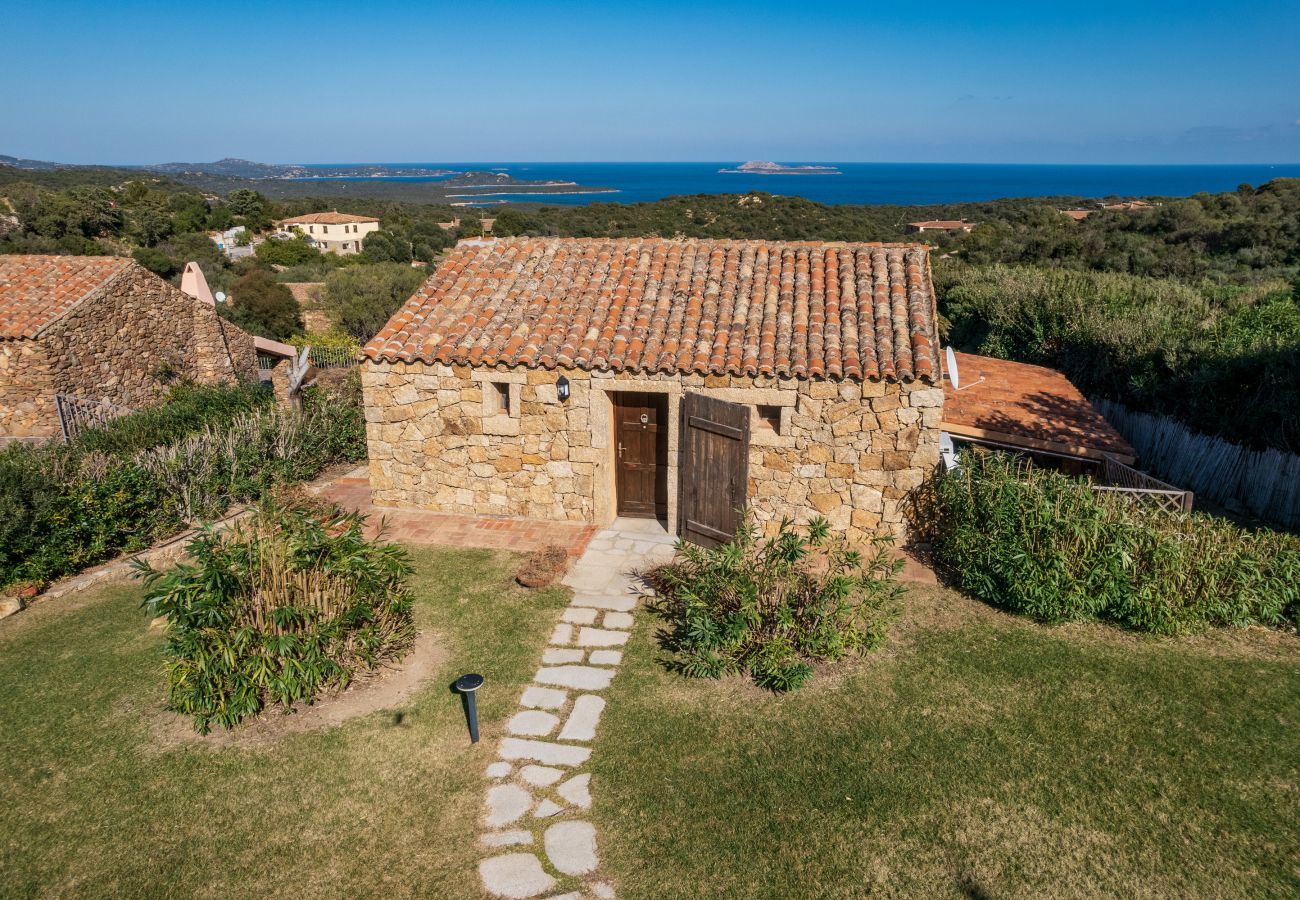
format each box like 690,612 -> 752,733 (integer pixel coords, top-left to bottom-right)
318,470 -> 598,558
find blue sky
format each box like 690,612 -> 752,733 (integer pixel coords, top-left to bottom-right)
4,0 -> 1298,164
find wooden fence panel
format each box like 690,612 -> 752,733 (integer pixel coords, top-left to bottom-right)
1096,400 -> 1300,529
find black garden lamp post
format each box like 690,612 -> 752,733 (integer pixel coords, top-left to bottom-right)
455,673 -> 485,743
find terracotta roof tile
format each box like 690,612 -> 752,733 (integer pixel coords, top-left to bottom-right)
0,255 -> 133,339
277,211 -> 379,225
942,352 -> 1134,458
363,238 -> 941,382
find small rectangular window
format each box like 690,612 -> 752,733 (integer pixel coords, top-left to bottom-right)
492,382 -> 511,415
757,404 -> 781,433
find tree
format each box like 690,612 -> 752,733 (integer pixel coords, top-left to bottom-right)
128,199 -> 175,246
223,269 -> 303,340
456,218 -> 482,240
132,247 -> 180,279
360,229 -> 413,264
225,188 -> 267,221
490,208 -> 538,237
255,234 -> 321,266
323,262 -> 425,341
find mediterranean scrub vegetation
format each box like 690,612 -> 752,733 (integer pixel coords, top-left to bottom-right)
0,377 -> 366,592
938,264 -> 1300,452
652,517 -> 902,691
136,498 -> 415,733
931,452 -> 1300,634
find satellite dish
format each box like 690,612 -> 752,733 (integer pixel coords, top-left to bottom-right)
215,291 -> 227,304
944,346 -> 985,392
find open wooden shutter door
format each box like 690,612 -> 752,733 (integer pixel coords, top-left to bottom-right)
679,393 -> 750,548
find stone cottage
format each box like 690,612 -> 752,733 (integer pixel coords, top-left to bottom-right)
0,255 -> 258,440
361,237 -> 944,545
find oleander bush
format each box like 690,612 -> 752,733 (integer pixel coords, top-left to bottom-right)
651,517 -> 902,692
136,497 -> 414,732
932,452 -> 1300,634
0,376 -> 366,591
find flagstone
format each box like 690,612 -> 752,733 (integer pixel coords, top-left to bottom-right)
575,627 -> 629,648
507,710 -> 560,737
542,648 -> 585,664
520,686 -> 567,709
560,607 -> 598,624
534,799 -> 564,818
485,783 -> 533,828
558,695 -> 605,742
544,821 -> 599,876
519,764 -> 565,787
567,593 -> 636,612
588,650 -> 622,666
535,665 -> 615,690
557,774 -> 592,810
479,853 -> 556,899
602,612 -> 635,629
498,738 -> 592,767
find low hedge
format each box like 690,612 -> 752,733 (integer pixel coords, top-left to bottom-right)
0,376 -> 366,591
932,452 -> 1300,634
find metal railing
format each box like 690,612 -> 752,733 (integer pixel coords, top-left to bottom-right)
307,345 -> 360,369
55,394 -> 133,443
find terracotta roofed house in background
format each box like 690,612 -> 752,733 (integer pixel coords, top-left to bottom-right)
0,255 -> 258,441
361,237 -> 945,544
906,219 -> 977,234
275,210 -> 381,255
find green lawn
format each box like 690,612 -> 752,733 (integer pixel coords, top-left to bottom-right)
4,552 -> 1298,898
0,546 -> 566,899
591,586 -> 1300,899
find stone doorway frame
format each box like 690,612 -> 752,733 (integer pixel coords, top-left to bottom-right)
589,379 -> 682,533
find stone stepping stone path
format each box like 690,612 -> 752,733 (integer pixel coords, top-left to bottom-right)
477,521 -> 676,899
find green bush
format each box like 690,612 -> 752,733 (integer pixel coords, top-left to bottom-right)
0,380 -> 366,591
73,382 -> 272,456
136,498 -> 414,733
931,452 -> 1300,634
651,517 -> 901,691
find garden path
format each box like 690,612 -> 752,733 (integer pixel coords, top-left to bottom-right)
477,518 -> 676,899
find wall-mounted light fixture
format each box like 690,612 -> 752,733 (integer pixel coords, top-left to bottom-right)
556,375 -> 570,403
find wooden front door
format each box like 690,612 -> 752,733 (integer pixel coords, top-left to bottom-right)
613,392 -> 668,518
679,393 -> 750,548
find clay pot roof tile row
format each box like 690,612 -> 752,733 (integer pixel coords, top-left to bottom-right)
363,237 -> 941,382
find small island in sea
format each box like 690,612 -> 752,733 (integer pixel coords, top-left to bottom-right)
719,160 -> 842,175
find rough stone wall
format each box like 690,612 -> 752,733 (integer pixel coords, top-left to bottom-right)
0,338 -> 57,439
362,361 -> 942,542
0,265 -> 259,439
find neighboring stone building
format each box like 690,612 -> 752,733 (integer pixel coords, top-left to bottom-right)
276,211 -> 380,255
0,255 -> 258,440
361,237 -> 945,545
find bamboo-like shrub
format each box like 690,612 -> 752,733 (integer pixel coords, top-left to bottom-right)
135,498 -> 415,733
932,452 -> 1300,634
